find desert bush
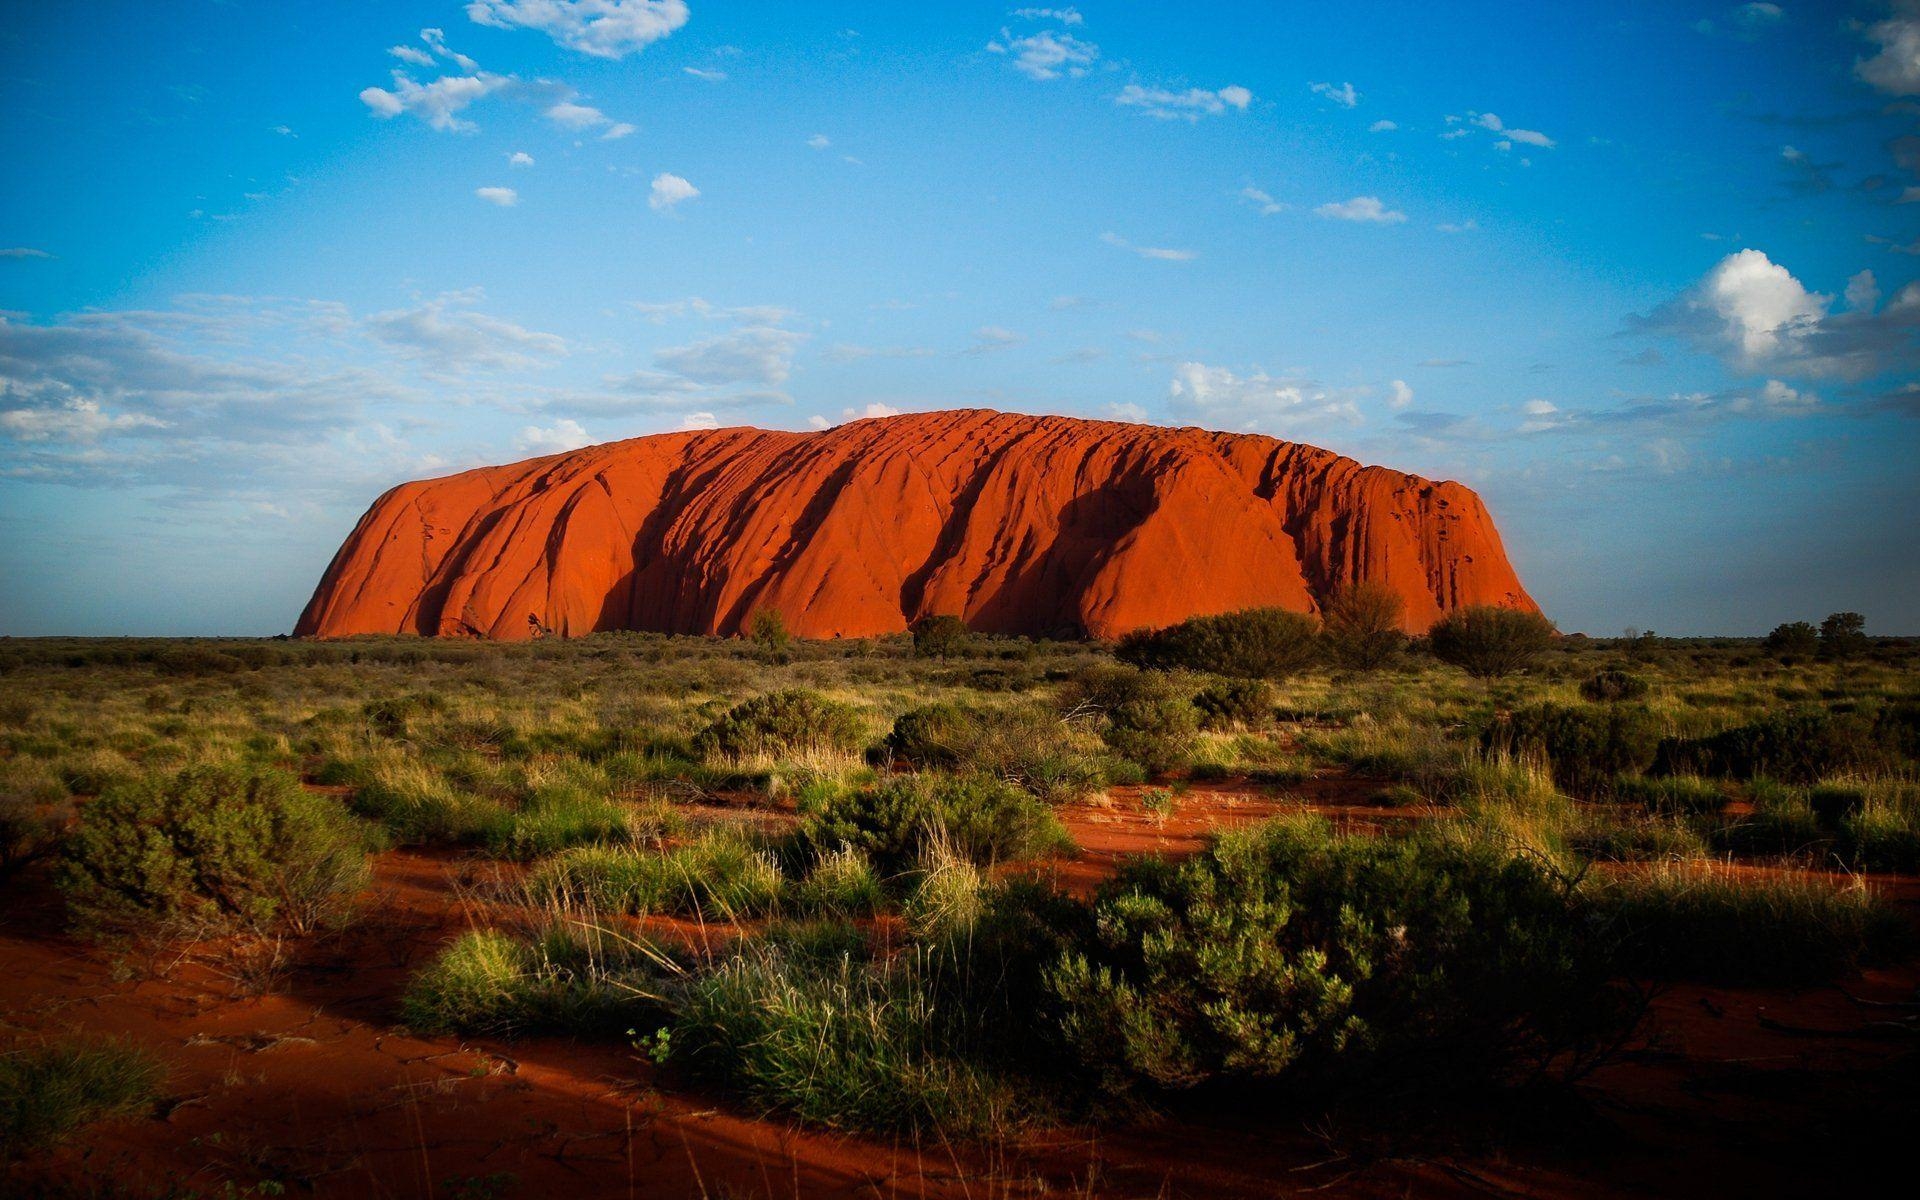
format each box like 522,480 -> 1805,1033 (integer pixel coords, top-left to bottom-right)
1321,582 -> 1407,671
1839,784 -> 1920,873
1428,606 -> 1557,679
1049,817 -> 1628,1097
0,777 -> 69,881
1192,679 -> 1274,731
1818,611 -> 1868,662
350,760 -> 514,846
1613,774 -> 1727,816
59,765 -> 372,937
1115,608 -> 1321,680
489,781 -> 633,860
1568,812 -> 1708,863
796,774 -> 1068,872
1579,669 -> 1650,703
530,827 -> 784,918
1654,706 -> 1887,784
401,928 -> 650,1036
0,1038 -> 161,1155
911,615 -> 972,659
693,691 -> 866,764
1589,863 -> 1907,984
791,844 -> 886,917
1763,621 -> 1819,663
884,703 -> 983,769
1483,704 -> 1662,799
748,609 -> 792,654
1070,667 -> 1199,776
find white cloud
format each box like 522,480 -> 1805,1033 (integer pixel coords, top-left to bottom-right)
389,45 -> 436,67
964,325 -> 1025,354
420,27 -> 480,71
1632,248 -> 1920,379
1105,401 -> 1148,422
602,122 -> 637,139
1435,219 -> 1478,233
466,0 -> 690,60
680,411 -> 718,430
844,402 -> 902,420
0,248 -> 53,259
1309,81 -> 1359,108
655,326 -> 803,385
1857,6 -> 1920,94
1115,83 -> 1253,120
516,418 -> 592,455
1169,362 -> 1363,430
509,151 -> 534,167
359,71 -> 511,132
648,172 -> 699,211
0,397 -> 167,443
1389,380 -> 1414,409
1101,231 -> 1197,261
1452,111 -> 1555,149
629,297 -> 797,325
1368,119 -> 1397,132
1239,186 -> 1284,215
546,100 -> 610,129
806,133 -> 831,149
367,293 -> 568,372
988,29 -> 1099,81
475,186 -> 518,206
1009,7 -> 1083,24
1314,196 -> 1406,224
684,66 -> 727,82
824,343 -> 937,363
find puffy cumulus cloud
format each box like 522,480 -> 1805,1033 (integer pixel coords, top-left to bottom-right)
1389,380 -> 1414,409
654,326 -> 804,386
466,0 -> 689,60
680,411 -> 719,430
1168,362 -> 1363,431
1857,4 -> 1920,95
1314,195 -> 1406,223
359,71 -> 511,132
1368,119 -> 1397,132
1115,83 -> 1252,120
516,417 -> 592,455
806,133 -> 831,149
1445,110 -> 1555,150
648,172 -> 699,211
1309,81 -> 1359,108
508,150 -> 534,166
1100,231 -> 1197,260
987,28 -> 1099,81
366,292 -> 568,373
1631,248 -> 1920,379
475,186 -> 518,206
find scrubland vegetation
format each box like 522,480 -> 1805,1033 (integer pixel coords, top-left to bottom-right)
1,605 -> 1917,1175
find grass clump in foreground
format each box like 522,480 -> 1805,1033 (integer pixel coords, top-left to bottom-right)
528,826 -> 784,918
0,1039 -> 162,1156
58,764 -> 374,938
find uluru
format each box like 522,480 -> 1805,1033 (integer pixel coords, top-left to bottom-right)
296,409 -> 1536,641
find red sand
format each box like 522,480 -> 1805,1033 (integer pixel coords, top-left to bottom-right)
295,410 -> 1536,641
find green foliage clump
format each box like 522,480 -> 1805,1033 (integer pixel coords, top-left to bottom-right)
1115,608 -> 1321,680
0,1038 -> 162,1155
1818,611 -> 1868,662
791,845 -> 886,916
1071,667 -> 1199,777
401,928 -> 651,1036
1483,704 -> 1662,799
796,774 -> 1069,872
1320,582 -> 1407,671
693,691 -> 866,764
1192,679 -> 1274,731
884,703 -> 983,769
1579,669 -> 1650,703
1427,606 -> 1557,679
1763,621 -> 1819,663
530,827 -> 783,918
59,765 -> 372,937
1049,817 -> 1627,1096
748,609 -> 792,654
1654,705 -> 1889,784
910,615 -> 972,659
1613,774 -> 1727,816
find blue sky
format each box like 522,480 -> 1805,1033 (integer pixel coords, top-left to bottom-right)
2,0 -> 1917,636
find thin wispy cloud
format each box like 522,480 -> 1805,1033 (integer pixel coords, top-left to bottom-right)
1101,231 -> 1197,260
1114,83 -> 1252,120
1314,196 -> 1406,223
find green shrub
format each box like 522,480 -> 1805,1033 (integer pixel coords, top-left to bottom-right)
911,615 -> 972,659
693,691 -> 866,764
1763,621 -> 1819,663
1836,781 -> 1920,873
0,1038 -> 162,1154
1192,679 -> 1274,731
1818,611 -> 1868,662
1614,774 -> 1727,816
489,784 -> 632,860
59,765 -> 372,937
1071,667 -> 1199,776
884,703 -> 983,769
792,845 -> 886,916
349,760 -> 514,846
796,774 -> 1069,872
1654,706 -> 1886,784
1579,669 -> 1650,703
401,928 -> 650,1036
1484,704 -> 1661,799
1708,780 -> 1826,858
748,609 -> 792,654
1320,582 -> 1407,671
530,827 -> 783,918
1049,817 -> 1628,1096
0,788 -> 67,881
1589,864 -> 1907,984
1116,608 -> 1321,680
1568,812 -> 1708,862
1428,606 -> 1557,679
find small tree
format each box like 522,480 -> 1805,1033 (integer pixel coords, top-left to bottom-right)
748,609 -> 791,653
911,614 -> 971,659
1427,605 -> 1556,679
1321,582 -> 1407,671
1763,621 -> 1819,664
1818,612 -> 1867,662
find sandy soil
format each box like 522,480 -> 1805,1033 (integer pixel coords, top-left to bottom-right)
3,778 -> 1914,1197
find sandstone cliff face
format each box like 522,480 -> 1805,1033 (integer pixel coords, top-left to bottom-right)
295,410 -> 1537,640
